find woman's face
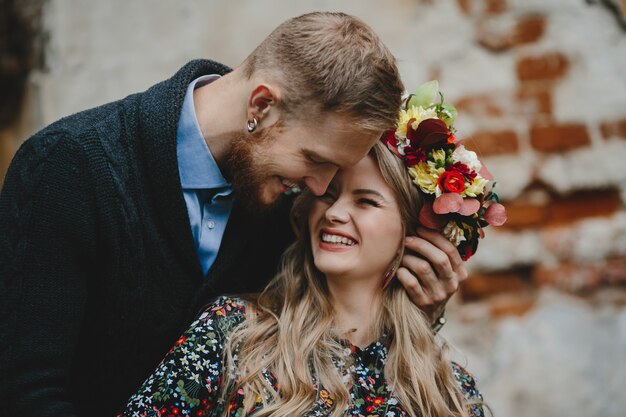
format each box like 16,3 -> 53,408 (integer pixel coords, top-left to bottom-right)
308,155 -> 404,283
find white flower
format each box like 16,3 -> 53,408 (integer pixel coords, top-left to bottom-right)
451,145 -> 482,172
443,221 -> 467,247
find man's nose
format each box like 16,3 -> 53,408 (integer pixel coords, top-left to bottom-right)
304,167 -> 338,196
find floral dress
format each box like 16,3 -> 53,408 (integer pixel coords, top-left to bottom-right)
120,296 -> 484,417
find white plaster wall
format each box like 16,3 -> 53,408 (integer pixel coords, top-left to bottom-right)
445,289 -> 626,417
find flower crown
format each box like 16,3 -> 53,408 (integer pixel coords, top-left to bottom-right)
382,81 -> 507,260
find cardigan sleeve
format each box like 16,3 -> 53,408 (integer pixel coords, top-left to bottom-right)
0,132 -> 98,416
119,296 -> 247,416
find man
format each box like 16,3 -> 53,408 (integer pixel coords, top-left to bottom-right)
0,12 -> 465,416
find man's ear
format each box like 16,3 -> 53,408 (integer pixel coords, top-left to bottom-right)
247,84 -> 281,127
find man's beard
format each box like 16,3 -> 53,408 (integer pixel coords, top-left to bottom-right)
225,126 -> 282,215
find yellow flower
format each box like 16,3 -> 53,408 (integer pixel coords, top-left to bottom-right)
408,162 -> 444,194
397,106 -> 438,137
430,149 -> 447,166
463,176 -> 488,197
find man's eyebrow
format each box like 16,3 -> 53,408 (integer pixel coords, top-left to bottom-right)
306,150 -> 339,167
352,189 -> 388,201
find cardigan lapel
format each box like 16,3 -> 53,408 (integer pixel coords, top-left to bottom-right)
137,59 -> 233,280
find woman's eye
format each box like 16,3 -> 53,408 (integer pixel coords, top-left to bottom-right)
358,198 -> 381,207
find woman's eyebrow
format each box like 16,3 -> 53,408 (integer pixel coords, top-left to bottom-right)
352,189 -> 388,201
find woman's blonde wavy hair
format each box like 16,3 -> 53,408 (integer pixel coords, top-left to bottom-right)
220,142 -> 473,417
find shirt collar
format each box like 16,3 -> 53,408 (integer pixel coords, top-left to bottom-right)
176,74 -> 231,190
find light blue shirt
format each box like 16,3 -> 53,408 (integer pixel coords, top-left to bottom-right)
176,74 -> 234,276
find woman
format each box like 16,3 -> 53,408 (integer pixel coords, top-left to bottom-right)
120,140 -> 485,417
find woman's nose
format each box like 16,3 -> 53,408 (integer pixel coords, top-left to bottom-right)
324,198 -> 350,223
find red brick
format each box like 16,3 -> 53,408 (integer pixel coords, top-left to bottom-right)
529,122 -> 590,152
513,15 -> 546,44
489,292 -> 537,317
600,119 -> 626,139
534,258 -> 626,293
484,0 -> 507,14
455,95 -> 503,118
477,14 -> 546,51
460,271 -> 529,301
500,200 -> 547,229
0,130 -> 16,187
546,188 -> 622,226
599,257 -> 626,285
463,130 -> 519,156
517,53 -> 569,82
516,86 -> 552,117
533,263 -> 601,292
456,0 -> 471,15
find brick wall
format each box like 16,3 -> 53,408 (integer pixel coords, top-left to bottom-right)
436,0 -> 626,314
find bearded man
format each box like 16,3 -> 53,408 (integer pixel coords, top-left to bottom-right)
0,12 -> 466,417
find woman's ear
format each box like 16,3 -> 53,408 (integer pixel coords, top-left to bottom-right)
247,83 -> 281,128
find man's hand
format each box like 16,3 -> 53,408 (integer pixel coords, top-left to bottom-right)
396,227 -> 468,320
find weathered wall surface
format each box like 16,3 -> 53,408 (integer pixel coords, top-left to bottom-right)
1,1 -> 626,416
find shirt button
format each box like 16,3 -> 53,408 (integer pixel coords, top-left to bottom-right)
206,220 -> 216,230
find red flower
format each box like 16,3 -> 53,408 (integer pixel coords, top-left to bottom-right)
407,118 -> 453,151
438,170 -> 465,193
174,336 -> 187,346
404,147 -> 427,166
366,405 -> 375,412
458,236 -> 479,261
450,161 -> 476,180
382,129 -> 396,145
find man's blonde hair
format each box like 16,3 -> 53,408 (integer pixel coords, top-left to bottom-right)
242,12 -> 404,132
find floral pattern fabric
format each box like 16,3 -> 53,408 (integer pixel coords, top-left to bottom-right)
120,296 -> 484,417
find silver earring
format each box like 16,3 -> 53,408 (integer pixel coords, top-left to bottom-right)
246,117 -> 258,133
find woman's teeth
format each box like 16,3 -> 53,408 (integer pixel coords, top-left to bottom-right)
321,232 -> 356,246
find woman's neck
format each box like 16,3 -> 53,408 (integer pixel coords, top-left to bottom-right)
326,275 -> 383,349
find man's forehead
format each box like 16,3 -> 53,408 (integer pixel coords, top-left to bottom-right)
307,141 -> 371,168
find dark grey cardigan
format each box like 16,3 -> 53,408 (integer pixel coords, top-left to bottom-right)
0,59 -> 294,417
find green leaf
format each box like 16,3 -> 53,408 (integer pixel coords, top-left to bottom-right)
408,80 -> 439,108
439,103 -> 458,126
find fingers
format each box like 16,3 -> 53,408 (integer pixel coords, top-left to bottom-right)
396,266 -> 432,308
396,227 -> 468,317
407,228 -> 468,282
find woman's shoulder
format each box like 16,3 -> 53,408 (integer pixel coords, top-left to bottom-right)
192,295 -> 248,327
451,361 -> 485,417
450,361 -> 482,400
